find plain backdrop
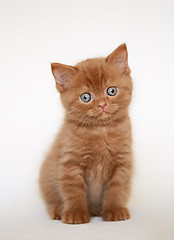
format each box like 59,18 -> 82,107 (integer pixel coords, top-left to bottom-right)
0,0 -> 174,239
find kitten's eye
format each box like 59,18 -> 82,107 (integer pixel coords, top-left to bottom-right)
80,93 -> 92,103
107,87 -> 118,96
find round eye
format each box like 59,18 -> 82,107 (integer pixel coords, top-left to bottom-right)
107,87 -> 118,96
80,93 -> 92,103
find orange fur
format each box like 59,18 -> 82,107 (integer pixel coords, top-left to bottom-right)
39,44 -> 133,224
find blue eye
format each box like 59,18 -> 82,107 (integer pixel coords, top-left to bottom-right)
80,93 -> 92,103
107,87 -> 118,96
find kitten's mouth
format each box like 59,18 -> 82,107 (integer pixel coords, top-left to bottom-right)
99,110 -> 109,117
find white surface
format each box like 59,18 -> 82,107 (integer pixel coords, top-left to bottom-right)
0,197 -> 174,240
0,0 -> 174,239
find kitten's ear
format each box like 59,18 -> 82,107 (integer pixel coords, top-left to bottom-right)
106,43 -> 130,73
51,63 -> 77,91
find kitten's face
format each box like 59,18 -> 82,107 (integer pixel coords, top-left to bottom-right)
51,44 -> 132,126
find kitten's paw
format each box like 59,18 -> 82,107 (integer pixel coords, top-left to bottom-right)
62,210 -> 90,224
48,205 -> 61,220
103,207 -> 130,221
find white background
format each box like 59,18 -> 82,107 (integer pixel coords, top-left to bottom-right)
0,0 -> 174,239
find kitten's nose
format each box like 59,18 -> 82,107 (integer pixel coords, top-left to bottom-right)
98,102 -> 107,110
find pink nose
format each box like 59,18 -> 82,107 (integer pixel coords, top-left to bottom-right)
98,103 -> 107,110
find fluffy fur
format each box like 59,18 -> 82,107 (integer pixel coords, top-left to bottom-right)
39,44 -> 133,224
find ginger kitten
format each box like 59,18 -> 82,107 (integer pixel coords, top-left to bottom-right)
40,44 -> 133,224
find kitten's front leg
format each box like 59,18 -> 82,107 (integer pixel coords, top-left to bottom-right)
59,161 -> 90,224
102,160 -> 132,221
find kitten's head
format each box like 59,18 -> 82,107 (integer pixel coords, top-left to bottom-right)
51,44 -> 132,126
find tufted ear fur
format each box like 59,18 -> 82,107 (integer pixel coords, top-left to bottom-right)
51,63 -> 77,91
106,43 -> 130,73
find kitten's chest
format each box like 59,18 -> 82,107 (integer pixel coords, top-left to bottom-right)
86,131 -> 118,163
84,136 -> 117,209
85,137 -> 116,179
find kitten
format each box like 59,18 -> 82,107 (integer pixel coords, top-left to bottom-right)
39,43 -> 133,224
